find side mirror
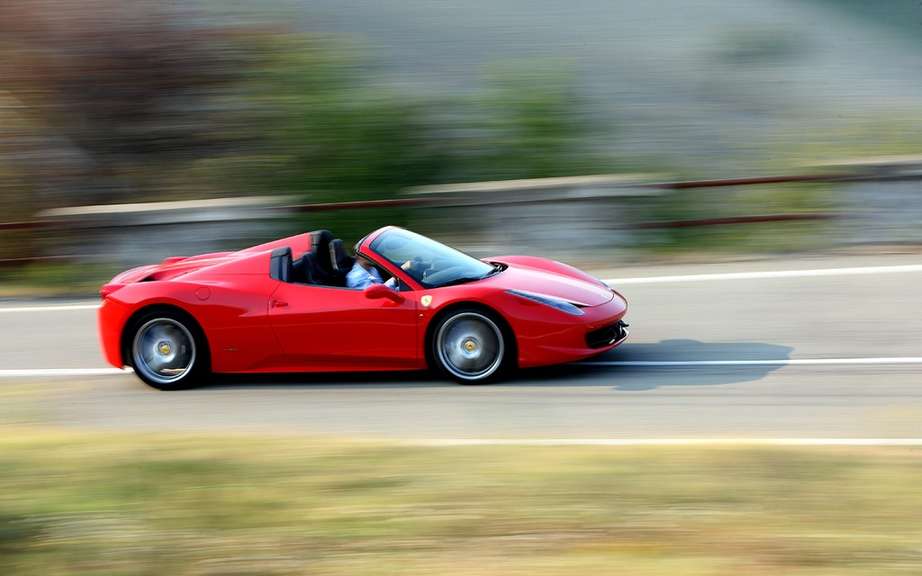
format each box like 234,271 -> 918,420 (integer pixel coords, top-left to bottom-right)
364,283 -> 404,303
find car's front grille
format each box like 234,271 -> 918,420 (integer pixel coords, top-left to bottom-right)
586,320 -> 629,348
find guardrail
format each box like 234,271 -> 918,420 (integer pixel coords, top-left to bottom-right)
0,220 -> 49,232
3,157 -> 922,266
8,165 -> 921,225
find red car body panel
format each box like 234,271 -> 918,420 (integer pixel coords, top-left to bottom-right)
99,228 -> 627,375
266,282 -> 420,372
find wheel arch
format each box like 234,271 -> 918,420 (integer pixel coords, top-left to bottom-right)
423,301 -> 518,371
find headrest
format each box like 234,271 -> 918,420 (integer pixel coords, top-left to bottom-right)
311,229 -> 334,250
269,247 -> 292,282
311,229 -> 335,270
329,238 -> 351,271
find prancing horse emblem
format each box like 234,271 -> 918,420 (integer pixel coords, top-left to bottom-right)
420,295 -> 432,307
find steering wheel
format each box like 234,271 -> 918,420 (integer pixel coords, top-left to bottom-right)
408,257 -> 431,277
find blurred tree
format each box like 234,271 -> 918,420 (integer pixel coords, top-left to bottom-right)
223,35 -> 455,240
239,36 -> 448,204
456,66 -> 610,181
0,0 -> 253,203
230,44 -> 609,241
0,1 -> 610,249
239,47 -> 607,195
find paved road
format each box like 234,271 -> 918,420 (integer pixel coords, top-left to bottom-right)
2,254 -> 921,438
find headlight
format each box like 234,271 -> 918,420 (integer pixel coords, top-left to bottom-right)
506,289 -> 584,316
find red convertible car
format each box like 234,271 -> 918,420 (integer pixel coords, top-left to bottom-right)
98,227 -> 628,389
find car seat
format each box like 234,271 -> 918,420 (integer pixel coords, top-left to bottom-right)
310,230 -> 336,285
289,251 -> 316,284
329,239 -> 355,285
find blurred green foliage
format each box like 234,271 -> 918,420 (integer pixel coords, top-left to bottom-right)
0,261 -> 121,297
2,431 -> 922,575
1,9 -> 608,276
226,38 -> 609,242
3,0 -> 917,279
787,112 -> 922,164
448,64 -> 613,181
240,36 -> 447,203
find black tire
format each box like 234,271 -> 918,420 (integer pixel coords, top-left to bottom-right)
124,309 -> 209,390
430,307 -> 511,384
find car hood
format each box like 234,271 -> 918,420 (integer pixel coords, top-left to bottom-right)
487,257 -> 614,307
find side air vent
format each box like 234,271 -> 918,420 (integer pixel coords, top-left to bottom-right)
586,320 -> 629,348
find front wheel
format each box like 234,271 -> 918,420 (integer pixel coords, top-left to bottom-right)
128,311 -> 208,390
432,309 -> 509,384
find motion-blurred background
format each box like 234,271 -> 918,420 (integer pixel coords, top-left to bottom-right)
3,0 -> 922,294
4,3 -> 922,575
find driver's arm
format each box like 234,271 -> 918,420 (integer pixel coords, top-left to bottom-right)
384,260 -> 412,288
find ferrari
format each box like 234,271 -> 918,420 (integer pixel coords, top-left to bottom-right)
98,226 -> 628,389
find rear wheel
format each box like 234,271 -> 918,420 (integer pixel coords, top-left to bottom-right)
432,309 -> 508,384
128,311 -> 208,390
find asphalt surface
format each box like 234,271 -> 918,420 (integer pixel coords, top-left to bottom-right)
2,253 -> 922,438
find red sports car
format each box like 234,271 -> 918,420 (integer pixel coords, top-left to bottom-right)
98,227 -> 628,390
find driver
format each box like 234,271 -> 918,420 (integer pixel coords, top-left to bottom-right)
346,255 -> 411,290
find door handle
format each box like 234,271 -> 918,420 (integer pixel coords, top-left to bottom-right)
271,299 -> 288,308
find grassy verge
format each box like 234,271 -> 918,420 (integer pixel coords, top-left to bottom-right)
1,431 -> 921,575
0,262 -> 119,298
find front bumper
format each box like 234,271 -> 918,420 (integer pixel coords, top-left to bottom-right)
98,297 -> 133,368
516,292 -> 628,368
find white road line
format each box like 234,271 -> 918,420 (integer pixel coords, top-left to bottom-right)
0,368 -> 130,378
578,357 -> 922,367
0,302 -> 99,313
603,263 -> 922,285
412,438 -> 922,447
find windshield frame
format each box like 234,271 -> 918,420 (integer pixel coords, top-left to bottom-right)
364,227 -> 497,290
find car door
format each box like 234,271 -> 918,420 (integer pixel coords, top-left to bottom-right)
267,282 -> 419,371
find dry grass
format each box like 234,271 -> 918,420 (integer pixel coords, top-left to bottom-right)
1,430 -> 921,575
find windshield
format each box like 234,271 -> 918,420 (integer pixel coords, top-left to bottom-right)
369,228 -> 496,288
